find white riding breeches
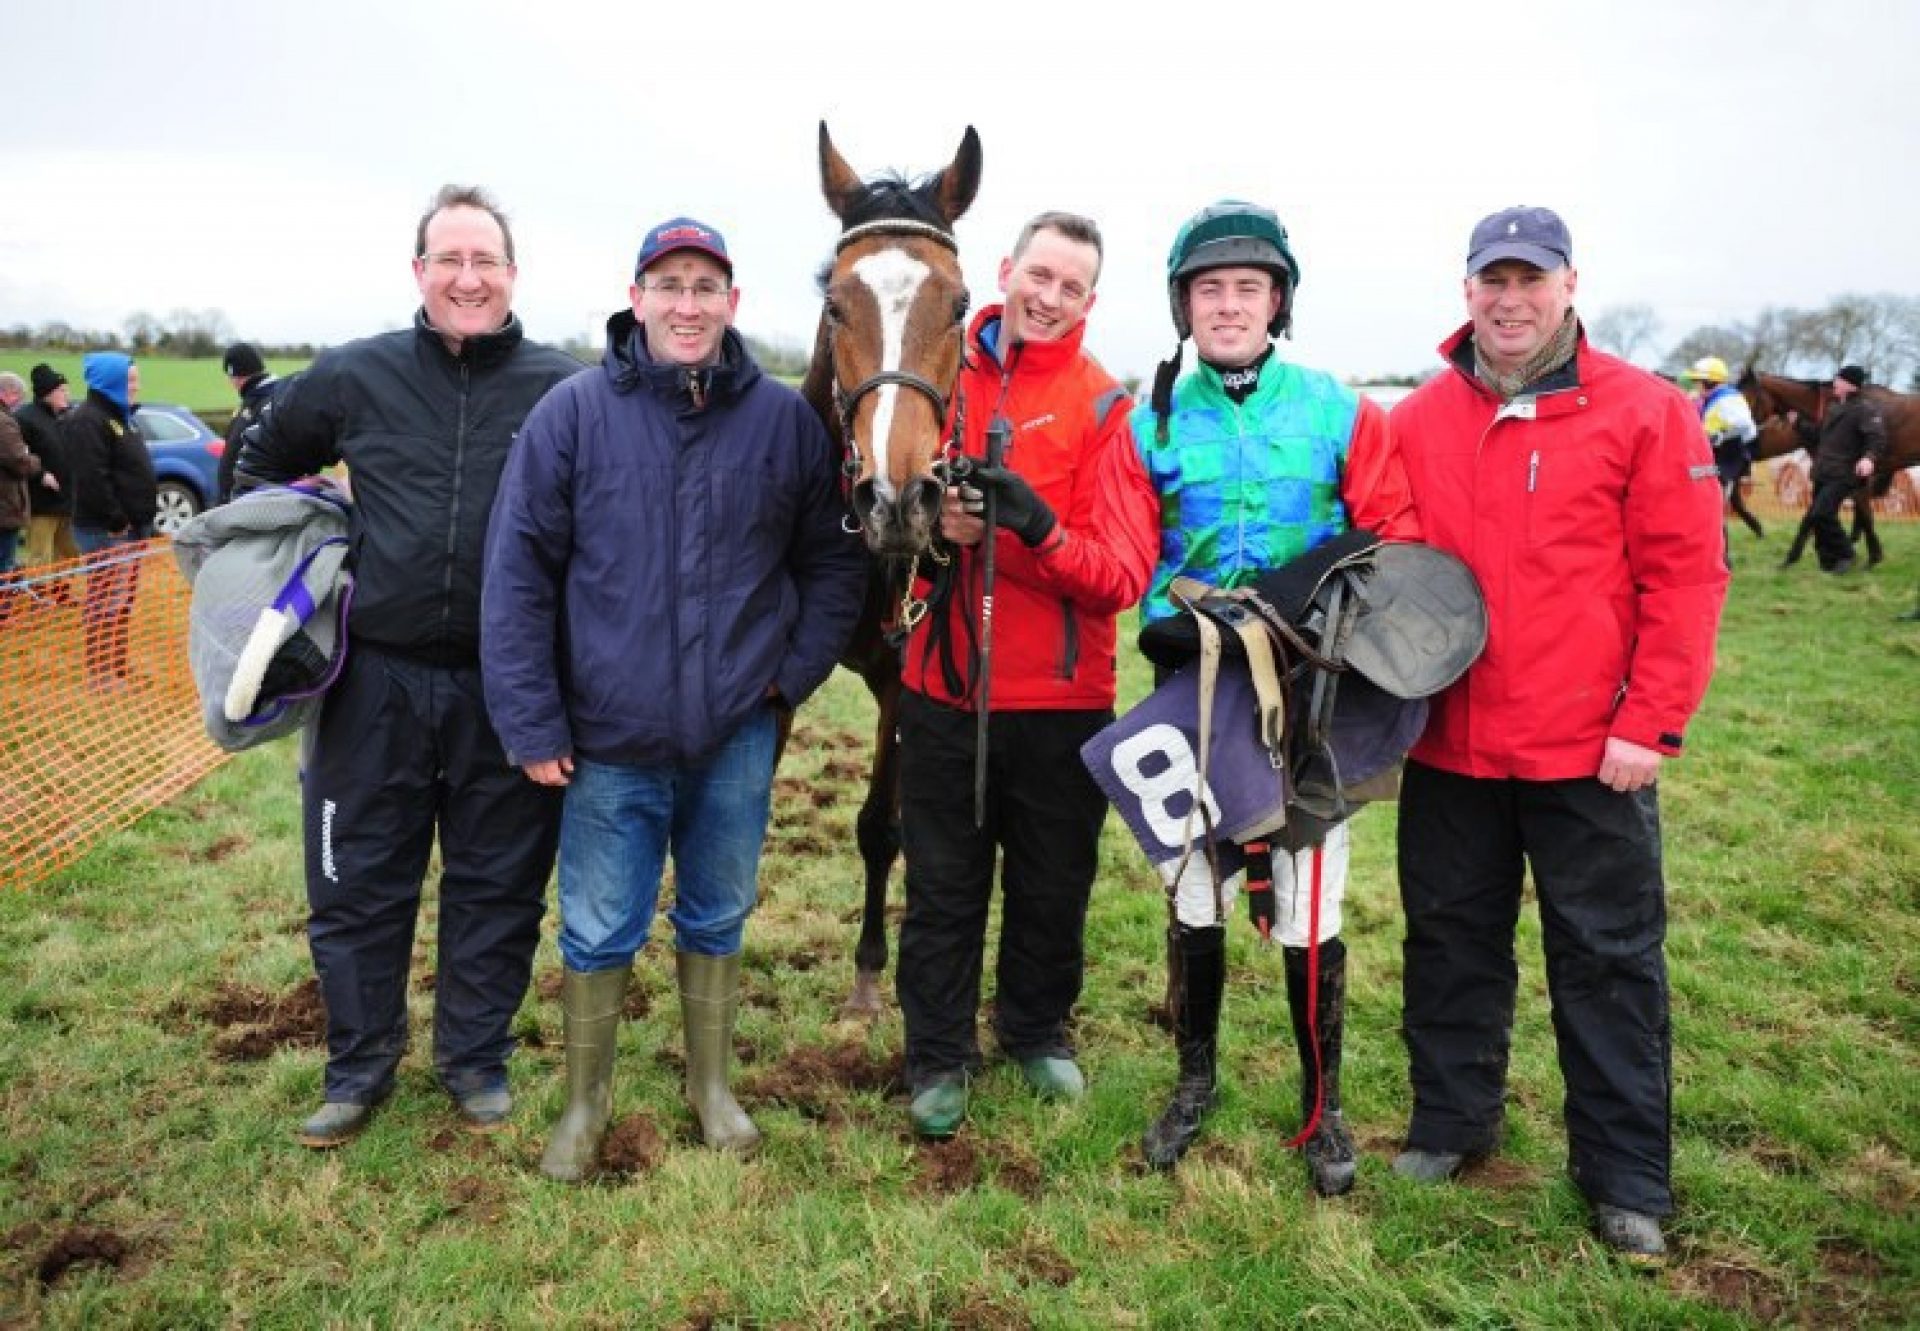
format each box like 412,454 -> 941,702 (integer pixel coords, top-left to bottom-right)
1162,821 -> 1350,943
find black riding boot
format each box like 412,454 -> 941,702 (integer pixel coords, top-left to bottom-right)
1142,925 -> 1226,1170
1285,936 -> 1357,1197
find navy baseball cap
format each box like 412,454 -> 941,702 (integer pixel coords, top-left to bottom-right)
634,217 -> 732,278
1466,205 -> 1572,276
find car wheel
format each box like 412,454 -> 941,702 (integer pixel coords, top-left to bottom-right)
154,481 -> 203,535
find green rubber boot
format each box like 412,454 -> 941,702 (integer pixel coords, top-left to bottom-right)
539,965 -> 630,1183
677,951 -> 761,1154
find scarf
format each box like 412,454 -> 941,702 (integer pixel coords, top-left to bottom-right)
1474,310 -> 1578,400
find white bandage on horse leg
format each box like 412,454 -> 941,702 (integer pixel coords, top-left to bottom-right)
1164,857 -> 1246,930
1272,821 -> 1350,947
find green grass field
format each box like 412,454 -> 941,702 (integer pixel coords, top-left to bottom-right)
2,529 -> 1916,1328
0,354 -> 309,418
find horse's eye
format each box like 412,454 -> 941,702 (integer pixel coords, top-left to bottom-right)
824,299 -> 844,326
953,293 -> 971,323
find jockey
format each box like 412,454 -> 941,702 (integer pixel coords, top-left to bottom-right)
1127,200 -> 1420,1194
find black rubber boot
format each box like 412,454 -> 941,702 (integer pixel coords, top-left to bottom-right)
1285,937 -> 1357,1197
1142,925 -> 1226,1170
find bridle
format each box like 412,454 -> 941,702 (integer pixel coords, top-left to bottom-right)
826,218 -> 967,495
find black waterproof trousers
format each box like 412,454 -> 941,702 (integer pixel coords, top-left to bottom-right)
303,647 -> 562,1103
895,692 -> 1111,1090
1806,478 -> 1858,570
1397,760 -> 1673,1216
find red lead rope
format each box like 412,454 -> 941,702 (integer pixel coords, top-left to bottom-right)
1283,844 -> 1325,1149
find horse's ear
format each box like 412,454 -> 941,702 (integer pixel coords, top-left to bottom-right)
933,126 -> 983,226
819,121 -> 863,222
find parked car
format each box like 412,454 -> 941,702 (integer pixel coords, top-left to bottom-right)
134,402 -> 224,535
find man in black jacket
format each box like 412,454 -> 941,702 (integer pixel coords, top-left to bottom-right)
18,365 -> 78,570
1785,365 -> 1888,575
237,185 -> 583,1149
216,342 -> 279,504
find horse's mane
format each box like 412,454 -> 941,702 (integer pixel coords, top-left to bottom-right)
815,171 -> 956,294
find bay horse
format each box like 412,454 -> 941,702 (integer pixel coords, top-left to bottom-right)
1738,370 -> 1920,567
797,122 -> 982,1015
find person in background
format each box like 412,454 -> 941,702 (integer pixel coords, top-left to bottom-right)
63,353 -> 157,688
16,365 -> 78,574
0,372 -> 38,578
1783,364 -> 1887,576
216,342 -> 280,504
1679,355 -> 1762,547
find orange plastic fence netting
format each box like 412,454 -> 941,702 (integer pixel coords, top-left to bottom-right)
1,539 -> 230,890
1745,459 -> 1920,521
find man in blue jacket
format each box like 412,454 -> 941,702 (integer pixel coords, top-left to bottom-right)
483,217 -> 866,1180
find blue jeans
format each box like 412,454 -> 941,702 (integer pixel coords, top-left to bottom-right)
557,707 -> 779,971
0,528 -> 18,575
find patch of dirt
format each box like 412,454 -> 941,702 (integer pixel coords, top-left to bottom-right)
535,971 -> 563,1002
1006,1235 -> 1076,1287
912,1137 -> 982,1195
444,1174 -> 507,1225
1462,1155 -> 1539,1193
670,1290 -> 738,1331
745,1043 -> 902,1121
938,1288 -> 1035,1331
1815,1236 -> 1883,1283
204,833 -> 248,862
35,1225 -> 129,1287
772,831 -> 830,857
599,1114 -> 668,1179
988,1140 -> 1046,1200
415,969 -> 437,993
2,1221 -> 46,1251
1144,1000 -> 1174,1034
1671,1259 -> 1788,1325
426,1128 -> 461,1152
193,979 -> 327,1061
821,756 -> 866,784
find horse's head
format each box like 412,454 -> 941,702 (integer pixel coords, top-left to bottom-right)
808,122 -> 982,559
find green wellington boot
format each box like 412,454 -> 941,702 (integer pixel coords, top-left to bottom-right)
677,951 -> 761,1154
540,965 -> 631,1183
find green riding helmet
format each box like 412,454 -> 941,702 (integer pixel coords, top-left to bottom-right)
1166,200 -> 1302,340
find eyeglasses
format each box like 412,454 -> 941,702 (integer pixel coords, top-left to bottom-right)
422,252 -> 513,275
642,279 -> 730,303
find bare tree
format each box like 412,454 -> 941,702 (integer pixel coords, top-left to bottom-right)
124,311 -> 163,353
1588,303 -> 1662,365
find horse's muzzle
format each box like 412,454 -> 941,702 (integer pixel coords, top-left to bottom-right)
852,475 -> 943,557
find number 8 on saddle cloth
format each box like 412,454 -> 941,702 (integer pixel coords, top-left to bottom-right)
1081,530 -> 1487,879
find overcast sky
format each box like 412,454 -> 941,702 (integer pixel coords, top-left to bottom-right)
5,0 -> 1915,385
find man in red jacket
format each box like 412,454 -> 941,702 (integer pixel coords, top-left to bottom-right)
895,211 -> 1159,1138
1389,206 -> 1728,1262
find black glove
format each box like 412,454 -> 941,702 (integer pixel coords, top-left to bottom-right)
968,461 -> 1058,548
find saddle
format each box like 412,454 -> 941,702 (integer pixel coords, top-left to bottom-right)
1129,531 -> 1487,854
